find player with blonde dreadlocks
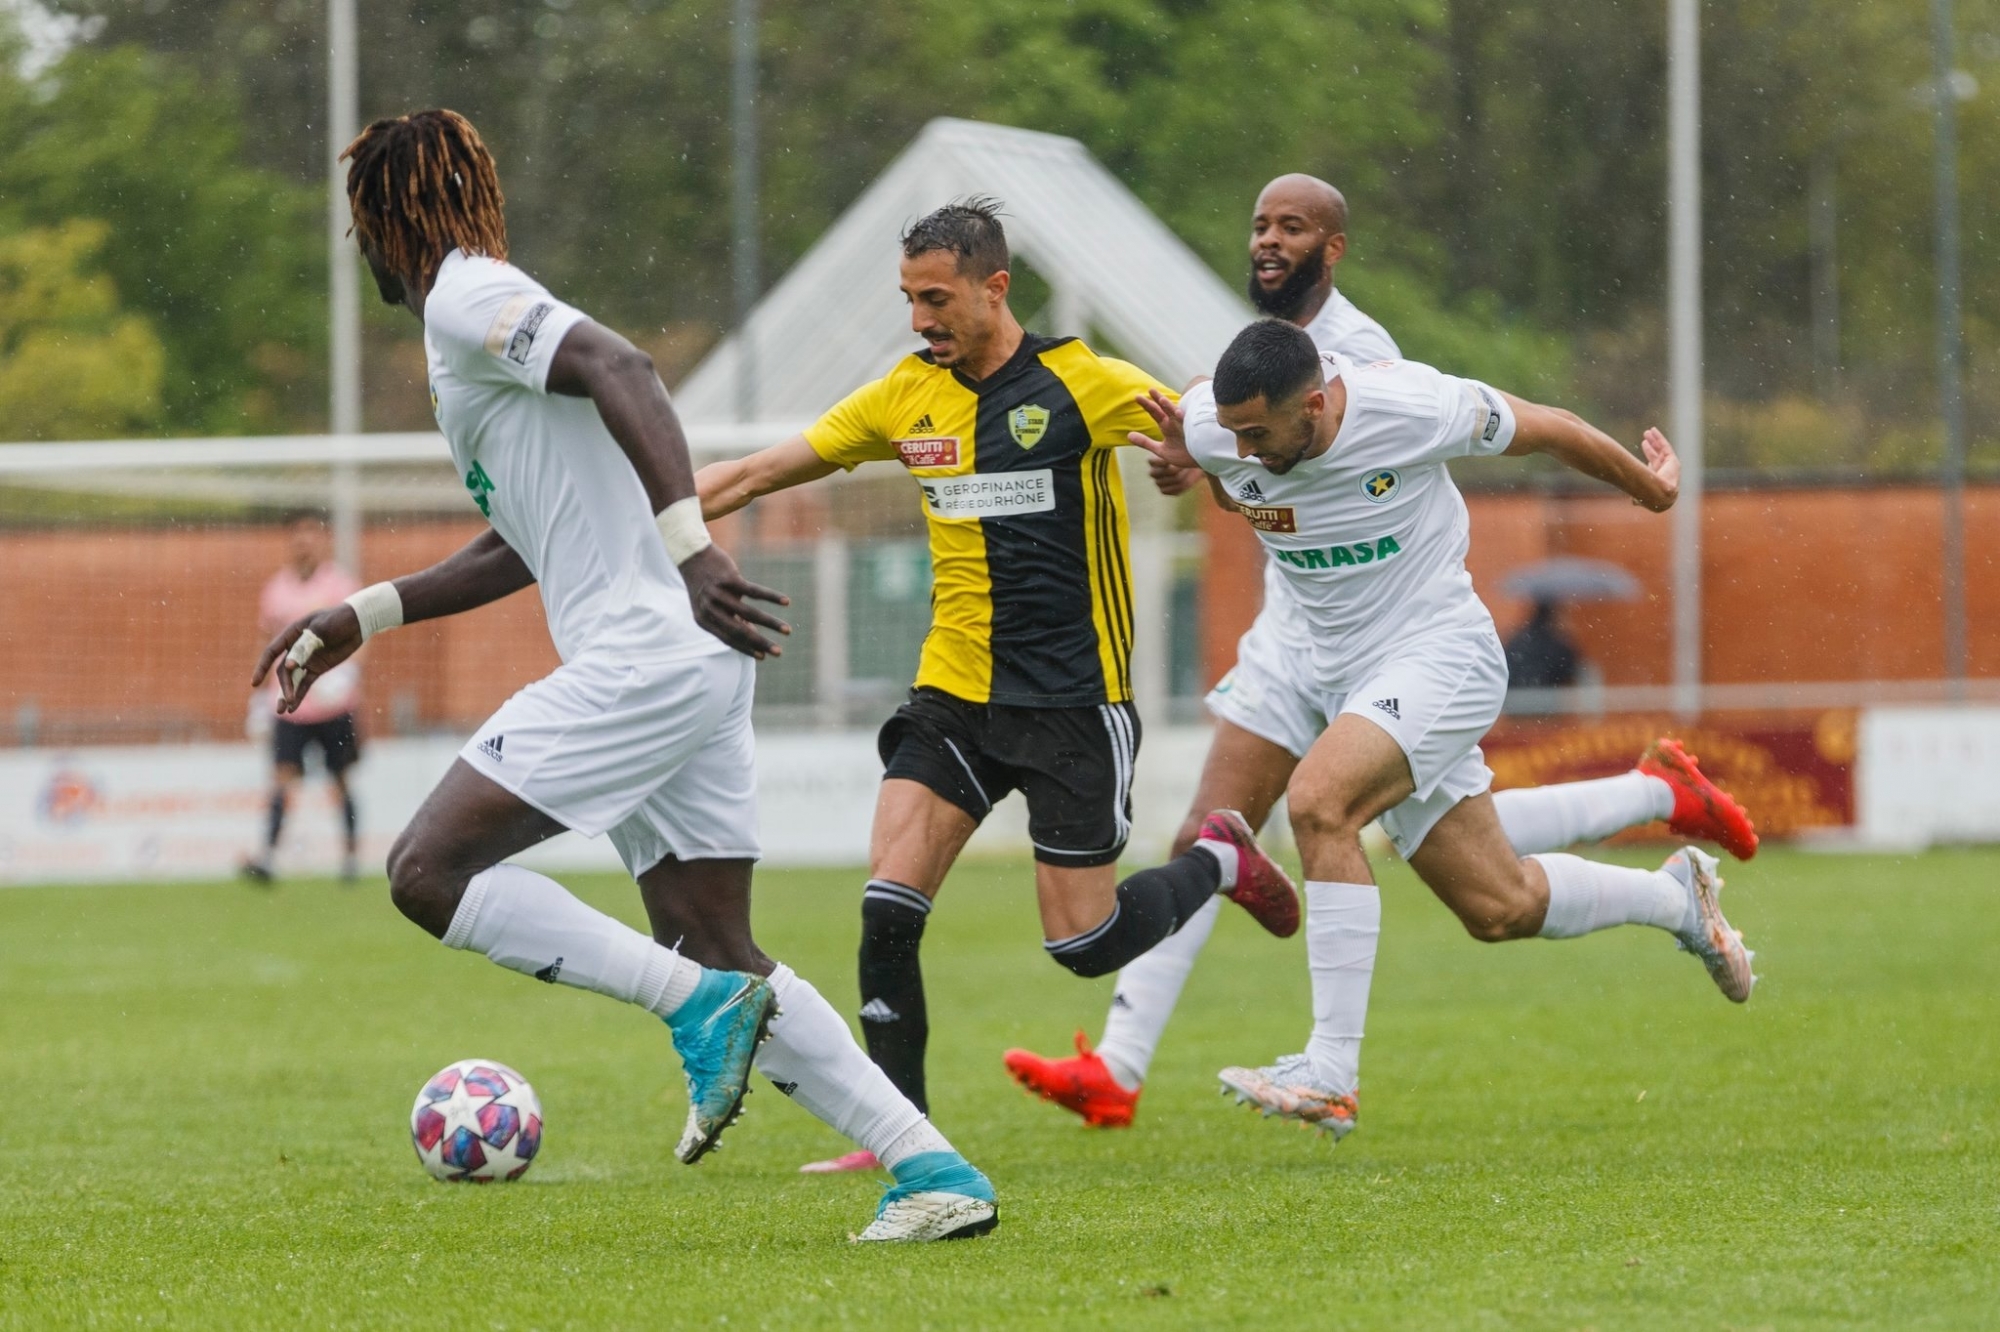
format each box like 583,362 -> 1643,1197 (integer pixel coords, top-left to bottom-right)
341,108 -> 509,302
259,108 -> 1001,1242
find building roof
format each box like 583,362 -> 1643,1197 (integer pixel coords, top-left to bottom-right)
674,118 -> 1250,432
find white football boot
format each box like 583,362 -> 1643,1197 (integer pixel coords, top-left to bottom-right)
1663,845 -> 1758,1003
1217,1053 -> 1358,1140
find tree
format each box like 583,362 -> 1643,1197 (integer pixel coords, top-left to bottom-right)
0,39 -> 323,435
0,220 -> 165,440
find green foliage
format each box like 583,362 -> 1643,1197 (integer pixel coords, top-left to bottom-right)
3,850 -> 1998,1324
0,41 -> 323,436
31,0 -> 2000,463
0,221 -> 165,440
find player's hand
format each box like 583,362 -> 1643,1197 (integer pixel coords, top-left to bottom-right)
252,606 -> 362,715
1148,454 -> 1201,497
680,543 -> 791,660
1636,427 -> 1679,511
1128,389 -> 1198,471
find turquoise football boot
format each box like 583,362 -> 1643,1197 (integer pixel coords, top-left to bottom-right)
665,969 -> 778,1163
854,1152 -> 998,1242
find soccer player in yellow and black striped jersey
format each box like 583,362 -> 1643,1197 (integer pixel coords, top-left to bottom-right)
698,199 -> 1300,1163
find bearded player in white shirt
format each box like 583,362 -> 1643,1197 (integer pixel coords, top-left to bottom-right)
1007,175 -> 1757,1130
1109,317 -> 1759,1139
255,110 -> 994,1241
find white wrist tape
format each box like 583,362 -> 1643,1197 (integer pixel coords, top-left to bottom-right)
656,496 -> 713,564
343,581 -> 404,642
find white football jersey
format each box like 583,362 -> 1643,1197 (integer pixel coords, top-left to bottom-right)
1263,289 -> 1400,654
1185,352 -> 1516,687
424,250 -> 725,664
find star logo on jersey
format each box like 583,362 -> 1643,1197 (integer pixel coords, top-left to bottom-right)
1236,478 -> 1267,503
1361,469 -> 1400,503
1008,403 -> 1050,449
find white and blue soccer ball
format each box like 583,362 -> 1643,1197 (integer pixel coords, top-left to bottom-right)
410,1059 -> 543,1182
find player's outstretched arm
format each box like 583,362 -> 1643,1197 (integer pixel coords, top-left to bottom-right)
695,436 -> 840,521
546,320 -> 792,659
1500,394 -> 1680,513
253,529 -> 533,715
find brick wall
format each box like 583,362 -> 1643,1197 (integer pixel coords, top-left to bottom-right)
1200,483 -> 2000,688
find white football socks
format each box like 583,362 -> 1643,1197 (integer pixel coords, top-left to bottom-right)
1094,895 -> 1222,1090
752,964 -> 936,1166
1303,880 -> 1380,1096
443,864 -> 702,1016
1193,839 -> 1240,890
1532,853 -> 1692,938
1495,770 -> 1675,854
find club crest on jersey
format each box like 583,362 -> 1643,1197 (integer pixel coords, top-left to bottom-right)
1361,469 -> 1400,503
1008,404 -> 1050,449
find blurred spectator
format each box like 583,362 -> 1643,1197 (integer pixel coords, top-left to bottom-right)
1505,597 -> 1584,690
241,513 -> 363,884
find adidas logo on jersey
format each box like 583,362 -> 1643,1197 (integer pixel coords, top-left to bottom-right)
534,957 -> 563,984
858,998 -> 901,1023
1235,478 -> 1267,503
907,413 -> 935,434
478,734 -> 505,762
1372,698 -> 1401,721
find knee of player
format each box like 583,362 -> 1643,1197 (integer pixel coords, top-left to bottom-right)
1047,947 -> 1115,980
1284,778 -> 1371,846
385,831 -> 442,919
1456,909 -> 1516,944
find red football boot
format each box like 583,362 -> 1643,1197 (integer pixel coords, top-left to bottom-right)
1002,1032 -> 1139,1128
1199,809 -> 1301,937
1639,738 -> 1760,861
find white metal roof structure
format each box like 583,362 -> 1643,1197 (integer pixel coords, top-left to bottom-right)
674,118 -> 1252,431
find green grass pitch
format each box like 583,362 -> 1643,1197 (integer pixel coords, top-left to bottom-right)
3,847 -> 1997,1329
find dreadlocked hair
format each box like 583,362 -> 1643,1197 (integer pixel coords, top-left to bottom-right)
341,109 -> 507,288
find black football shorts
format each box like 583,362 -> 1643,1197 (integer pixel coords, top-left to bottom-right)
876,687 -> 1140,868
273,712 -> 360,775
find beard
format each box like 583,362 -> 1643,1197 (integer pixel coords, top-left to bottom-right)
1246,246 -> 1328,321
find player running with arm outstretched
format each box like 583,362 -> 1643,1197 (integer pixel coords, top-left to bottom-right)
1005,175 -> 1757,1130
1117,319 -> 1756,1140
698,199 -> 1299,1174
258,110 -> 994,1241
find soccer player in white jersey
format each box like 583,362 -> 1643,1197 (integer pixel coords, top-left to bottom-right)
1005,176 -> 1758,1128
255,110 -> 995,1241
1114,317 -> 1758,1138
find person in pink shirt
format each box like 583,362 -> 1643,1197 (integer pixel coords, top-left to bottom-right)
242,513 -> 364,883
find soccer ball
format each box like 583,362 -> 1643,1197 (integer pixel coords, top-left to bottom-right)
410,1059 -> 543,1182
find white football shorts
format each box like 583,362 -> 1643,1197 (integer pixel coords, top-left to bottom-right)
1204,603 -> 1325,760
460,647 -> 760,874
1323,618 -> 1507,858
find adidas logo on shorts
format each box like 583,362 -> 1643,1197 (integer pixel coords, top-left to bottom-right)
907,413 -> 935,434
478,734 -> 505,762
1371,698 -> 1401,721
534,957 -> 563,984
858,998 -> 901,1023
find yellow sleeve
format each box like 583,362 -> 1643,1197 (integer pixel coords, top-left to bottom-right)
802,374 -> 900,471
1075,355 -> 1177,449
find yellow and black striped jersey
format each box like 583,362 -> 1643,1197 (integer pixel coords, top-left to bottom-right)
805,333 -> 1172,707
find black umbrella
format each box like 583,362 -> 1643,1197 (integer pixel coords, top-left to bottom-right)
1501,557 -> 1642,603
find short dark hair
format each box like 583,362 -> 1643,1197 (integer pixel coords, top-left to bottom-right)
1214,319 -> 1323,407
901,196 -> 1009,279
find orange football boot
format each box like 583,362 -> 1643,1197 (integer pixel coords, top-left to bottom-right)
1002,1032 -> 1139,1128
1639,738 -> 1760,860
